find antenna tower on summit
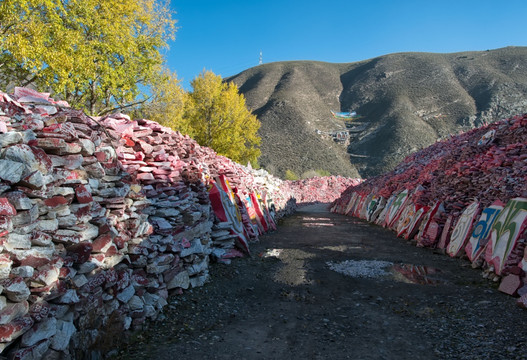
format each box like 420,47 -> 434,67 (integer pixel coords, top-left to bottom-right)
259,51 -> 263,65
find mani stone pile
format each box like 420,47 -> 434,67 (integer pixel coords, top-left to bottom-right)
332,113 -> 527,308
286,176 -> 362,204
0,87 -> 297,359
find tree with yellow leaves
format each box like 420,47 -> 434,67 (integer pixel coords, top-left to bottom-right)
0,0 -> 176,115
183,71 -> 261,165
139,68 -> 187,129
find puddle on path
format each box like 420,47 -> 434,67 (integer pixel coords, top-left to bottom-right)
390,263 -> 445,285
327,259 -> 445,285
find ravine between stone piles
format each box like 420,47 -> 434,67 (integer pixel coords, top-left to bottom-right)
116,204 -> 527,360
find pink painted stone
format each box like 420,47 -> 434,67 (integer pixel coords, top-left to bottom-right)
498,274 -> 522,296
136,172 -> 155,181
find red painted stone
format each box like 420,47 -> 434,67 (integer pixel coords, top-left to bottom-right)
0,315 -> 34,342
74,185 -> 93,204
66,242 -> 93,264
28,301 -> 50,322
43,196 -> 69,208
0,301 -> 29,325
0,198 -> 17,216
92,234 -> 113,253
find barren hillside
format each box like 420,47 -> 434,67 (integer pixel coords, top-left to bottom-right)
228,47 -> 527,178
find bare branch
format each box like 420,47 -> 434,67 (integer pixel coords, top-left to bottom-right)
96,96 -> 151,117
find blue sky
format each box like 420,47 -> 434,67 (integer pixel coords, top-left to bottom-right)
166,0 -> 527,89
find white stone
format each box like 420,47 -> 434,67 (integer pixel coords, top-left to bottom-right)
4,144 -> 50,175
128,295 -> 144,311
0,132 -> 22,147
144,305 -> 156,318
52,187 -> 75,196
5,191 -> 32,210
21,129 -> 37,143
79,139 -> 95,155
3,278 -> 30,302
190,273 -> 209,288
50,320 -> 76,351
21,317 -> 57,347
0,159 -> 26,183
166,270 -> 189,290
56,289 -> 79,304
76,261 -> 97,274
57,214 -> 78,227
11,266 -> 34,278
6,233 -> 31,250
180,239 -> 205,257
72,274 -> 88,288
116,284 -> 135,303
187,257 -> 209,276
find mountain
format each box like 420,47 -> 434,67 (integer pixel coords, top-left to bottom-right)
227,47 -> 527,178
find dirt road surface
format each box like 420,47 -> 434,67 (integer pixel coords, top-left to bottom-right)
115,204 -> 527,360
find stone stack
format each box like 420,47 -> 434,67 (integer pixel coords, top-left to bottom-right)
285,176 -> 362,205
332,114 -> 527,308
0,87 -> 297,358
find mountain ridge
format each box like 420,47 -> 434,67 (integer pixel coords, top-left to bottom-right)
227,46 -> 527,178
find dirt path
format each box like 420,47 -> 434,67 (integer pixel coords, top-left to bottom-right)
115,204 -> 527,360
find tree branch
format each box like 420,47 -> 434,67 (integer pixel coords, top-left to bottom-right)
96,96 -> 152,116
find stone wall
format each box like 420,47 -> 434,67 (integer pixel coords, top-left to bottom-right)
0,88 -> 298,358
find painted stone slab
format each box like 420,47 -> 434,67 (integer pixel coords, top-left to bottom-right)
465,200 -> 504,262
209,183 -> 250,254
368,196 -> 385,223
243,194 -> 264,235
250,192 -> 268,233
344,192 -> 358,216
395,203 -> 416,238
244,195 -> 258,222
235,193 -> 259,241
259,192 -> 276,231
359,194 -> 373,220
385,189 -> 409,229
217,175 -> 243,225
437,215 -> 453,249
353,195 -> 366,218
485,197 -> 527,275
404,205 -> 428,240
366,195 -> 379,222
375,194 -> 396,226
447,201 -> 480,257
416,202 -> 443,247
350,194 -> 363,218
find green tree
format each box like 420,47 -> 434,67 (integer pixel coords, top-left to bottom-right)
0,0 -> 176,115
183,71 -> 261,165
